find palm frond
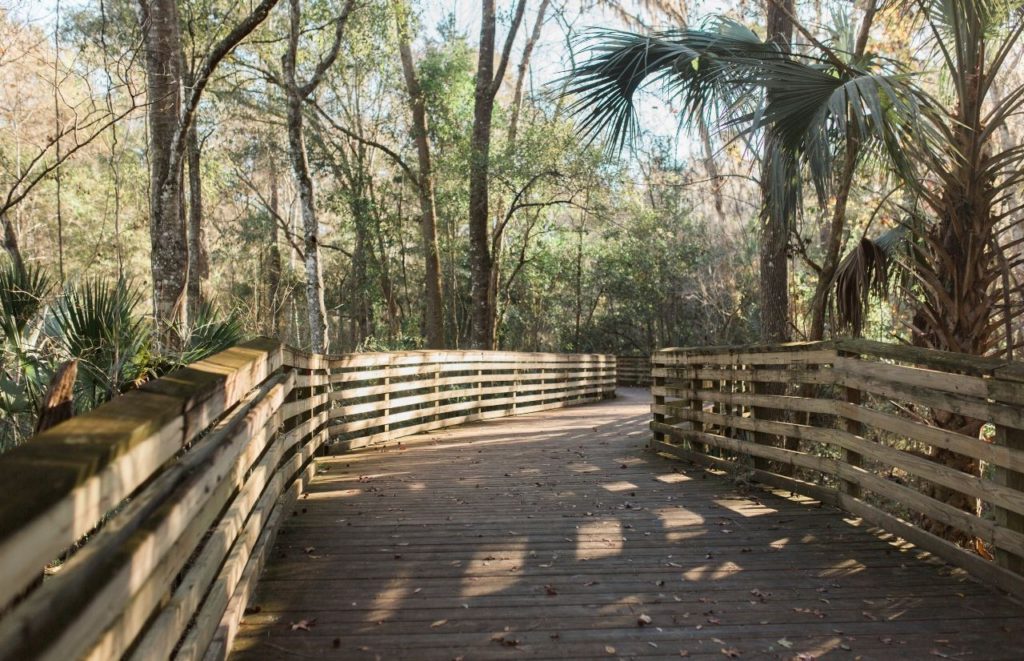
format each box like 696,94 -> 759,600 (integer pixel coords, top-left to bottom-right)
833,224 -> 911,335
46,277 -> 152,405
177,302 -> 244,365
0,261 -> 52,345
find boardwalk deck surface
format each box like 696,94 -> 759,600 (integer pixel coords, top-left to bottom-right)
231,389 -> 1024,660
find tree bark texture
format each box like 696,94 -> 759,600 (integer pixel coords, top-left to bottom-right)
186,121 -> 208,318
139,0 -> 280,346
395,5 -> 445,348
468,0 -> 526,349
282,0 -> 355,352
266,153 -> 284,338
758,0 -> 794,345
140,0 -> 189,344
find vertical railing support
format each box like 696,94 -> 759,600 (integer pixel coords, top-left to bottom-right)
512,366 -> 519,414
839,350 -> 863,499
995,423 -> 1024,574
650,353 -> 664,448
383,356 -> 391,439
433,363 -> 440,424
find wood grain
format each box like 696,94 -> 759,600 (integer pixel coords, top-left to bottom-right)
230,390 -> 1024,661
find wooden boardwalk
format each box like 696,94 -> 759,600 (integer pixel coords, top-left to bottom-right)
231,389 -> 1024,660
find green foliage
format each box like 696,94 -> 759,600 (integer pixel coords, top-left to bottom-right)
178,302 -> 245,365
0,262 -> 52,346
46,277 -> 153,407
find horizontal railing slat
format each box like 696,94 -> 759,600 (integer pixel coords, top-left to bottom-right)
0,342 -> 615,660
650,340 -> 1024,600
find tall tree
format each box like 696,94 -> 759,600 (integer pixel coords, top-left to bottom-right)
468,0 -> 527,349
137,0 -> 279,346
281,0 -> 357,353
758,0 -> 793,343
394,1 -> 446,348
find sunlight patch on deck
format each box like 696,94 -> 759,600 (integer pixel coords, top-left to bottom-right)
655,472 -> 692,483
653,506 -> 705,527
461,541 -> 528,598
576,519 -> 623,560
714,497 -> 778,517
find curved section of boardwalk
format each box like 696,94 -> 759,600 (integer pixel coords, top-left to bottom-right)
231,389 -> 1024,660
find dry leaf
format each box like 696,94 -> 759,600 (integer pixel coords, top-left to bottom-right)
720,648 -> 741,658
605,645 -> 616,655
290,618 -> 316,631
430,619 -> 448,628
637,613 -> 652,626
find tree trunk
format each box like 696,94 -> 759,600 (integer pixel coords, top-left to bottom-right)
140,0 -> 189,345
284,0 -> 331,353
753,0 -> 795,474
266,153 -> 283,337
758,0 -> 794,344
915,84 -> 996,543
186,121 -> 208,318
507,0 -> 549,148
468,2 -> 498,349
285,84 -> 330,352
1,213 -> 25,275
395,7 -> 445,348
468,0 -> 527,349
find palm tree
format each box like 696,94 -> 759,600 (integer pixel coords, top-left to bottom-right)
562,0 -> 1024,543
561,8 -> 923,339
836,1 -> 1024,540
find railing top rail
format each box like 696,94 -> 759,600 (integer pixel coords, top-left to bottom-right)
0,341 -> 616,660
656,338 -> 1020,379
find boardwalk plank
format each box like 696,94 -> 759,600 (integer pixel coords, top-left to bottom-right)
230,389 -> 1024,660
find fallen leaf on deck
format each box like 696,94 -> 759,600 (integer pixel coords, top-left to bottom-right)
720,648 -> 740,658
430,619 -> 448,628
605,645 -> 616,654
637,613 -> 652,626
290,618 -> 316,631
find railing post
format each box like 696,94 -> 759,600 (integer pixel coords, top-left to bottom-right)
839,350 -> 863,499
512,366 -> 519,413
382,356 -> 391,439
995,423 -> 1024,574
476,366 -> 483,417
433,362 -> 440,424
651,353 -> 664,447
689,357 -> 706,454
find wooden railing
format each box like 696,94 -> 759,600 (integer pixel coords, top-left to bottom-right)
650,339 -> 1024,598
616,355 -> 652,386
0,341 -> 614,660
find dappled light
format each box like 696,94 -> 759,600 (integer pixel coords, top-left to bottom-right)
575,519 -> 623,560
6,0 -> 1024,658
600,480 -> 638,492
713,497 -> 778,517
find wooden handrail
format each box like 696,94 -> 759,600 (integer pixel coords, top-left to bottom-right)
0,341 -> 615,660
649,340 -> 1024,598
615,355 -> 652,386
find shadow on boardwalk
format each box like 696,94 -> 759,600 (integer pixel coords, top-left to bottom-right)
230,388 -> 1024,660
